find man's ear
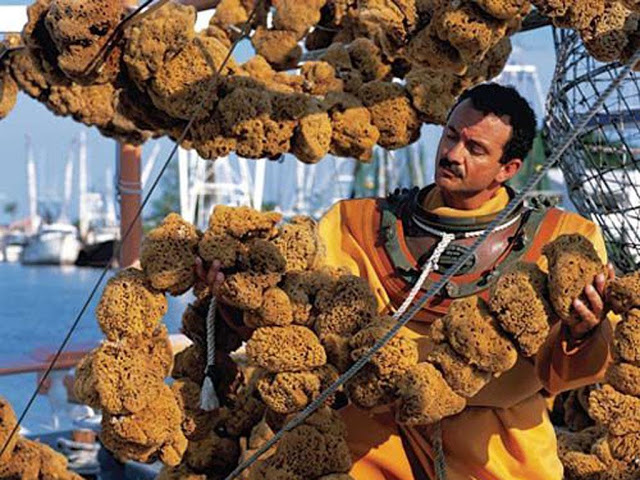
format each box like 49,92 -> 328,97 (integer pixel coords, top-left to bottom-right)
496,158 -> 523,183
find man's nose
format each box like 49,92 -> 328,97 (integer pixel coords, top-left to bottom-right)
446,141 -> 465,163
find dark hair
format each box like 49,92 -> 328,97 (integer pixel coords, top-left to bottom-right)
449,83 -> 537,164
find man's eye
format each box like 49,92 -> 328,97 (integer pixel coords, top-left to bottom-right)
446,132 -> 457,140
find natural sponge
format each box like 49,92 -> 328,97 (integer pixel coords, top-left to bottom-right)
246,325 -> 327,372
580,1 -> 639,63
96,268 -> 167,341
249,407 -> 352,479
0,396 -> 18,463
357,80 -> 421,150
442,296 -> 518,373
123,1 -> 196,87
44,0 -> 124,83
323,90 -> 380,160
0,61 -> 19,120
489,262 -> 551,356
141,212 -> 201,296
396,362 -> 466,425
543,234 -> 605,322
613,308 -> 640,365
607,271 -> 640,315
273,215 -> 323,272
100,384 -> 187,466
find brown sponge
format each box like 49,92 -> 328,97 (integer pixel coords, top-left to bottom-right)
273,216 -> 323,272
543,234 -> 605,322
443,296 -> 518,373
322,91 -> 380,161
96,268 -> 167,341
207,205 -> 282,240
100,384 -> 187,466
0,61 -> 18,120
606,362 -> 640,397
255,370 -> 322,414
607,271 -> 640,315
246,325 -> 327,372
580,2 -> 639,63
426,341 -> 491,398
613,309 -> 640,365
489,262 -> 551,357
588,385 -> 640,436
141,213 -> 201,296
357,80 -> 422,150
123,1 -> 196,87
396,362 -> 466,425
44,0 -> 124,83
0,396 -> 18,464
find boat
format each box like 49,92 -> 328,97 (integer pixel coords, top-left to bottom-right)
21,222 -> 82,265
2,230 -> 27,263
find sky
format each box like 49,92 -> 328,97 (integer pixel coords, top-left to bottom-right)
0,3 -> 557,224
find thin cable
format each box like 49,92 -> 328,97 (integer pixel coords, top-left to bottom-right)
223,47 -> 640,480
80,0 -> 167,78
0,2 -> 260,459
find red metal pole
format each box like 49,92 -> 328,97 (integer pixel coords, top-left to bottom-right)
117,143 -> 142,268
118,0 -> 142,269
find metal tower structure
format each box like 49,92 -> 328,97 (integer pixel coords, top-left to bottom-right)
178,148 -> 264,230
545,28 -> 640,273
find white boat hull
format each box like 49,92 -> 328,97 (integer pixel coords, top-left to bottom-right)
22,232 -> 80,265
3,244 -> 23,263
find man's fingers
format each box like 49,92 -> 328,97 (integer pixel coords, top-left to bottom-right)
572,298 -> 600,332
594,273 -> 606,297
607,263 -> 616,281
213,272 -> 225,291
194,257 -> 206,281
584,284 -> 604,317
206,260 -> 221,285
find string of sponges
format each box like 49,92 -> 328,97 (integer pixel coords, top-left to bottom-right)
4,0 -> 637,162
0,396 -> 85,479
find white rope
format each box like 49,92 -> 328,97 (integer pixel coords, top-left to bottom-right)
222,45 -> 640,480
392,233 -> 455,321
411,211 -> 522,238
200,295 -> 220,411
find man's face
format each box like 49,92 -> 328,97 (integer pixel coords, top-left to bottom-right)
435,99 -> 520,196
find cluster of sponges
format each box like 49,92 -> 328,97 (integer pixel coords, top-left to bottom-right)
149,205 -> 356,478
0,38 -> 18,120
2,0 -> 150,144
574,270 -> 640,478
0,396 -> 84,479
73,268 -> 188,467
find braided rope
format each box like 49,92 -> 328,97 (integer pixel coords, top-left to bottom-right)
200,295 -> 220,410
222,47 -> 640,480
392,233 -> 455,321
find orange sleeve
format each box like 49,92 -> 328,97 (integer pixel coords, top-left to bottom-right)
534,212 -> 613,395
318,201 -> 392,311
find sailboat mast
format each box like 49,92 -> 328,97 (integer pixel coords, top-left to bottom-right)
78,131 -> 88,240
61,149 -> 73,223
25,135 -> 38,234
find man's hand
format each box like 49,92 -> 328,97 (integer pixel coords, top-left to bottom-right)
194,257 -> 225,295
565,263 -> 615,340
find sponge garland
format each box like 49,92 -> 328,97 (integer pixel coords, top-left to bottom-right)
4,0 -> 637,158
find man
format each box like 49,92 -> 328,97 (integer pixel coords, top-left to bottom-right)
199,83 -> 615,479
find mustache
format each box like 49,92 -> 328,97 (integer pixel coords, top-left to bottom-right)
438,158 -> 464,178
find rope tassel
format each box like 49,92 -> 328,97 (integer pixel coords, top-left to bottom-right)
200,295 -> 220,411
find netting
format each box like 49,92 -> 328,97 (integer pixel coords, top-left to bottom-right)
545,28 -> 640,273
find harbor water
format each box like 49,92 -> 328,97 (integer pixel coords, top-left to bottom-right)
0,263 -> 189,434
